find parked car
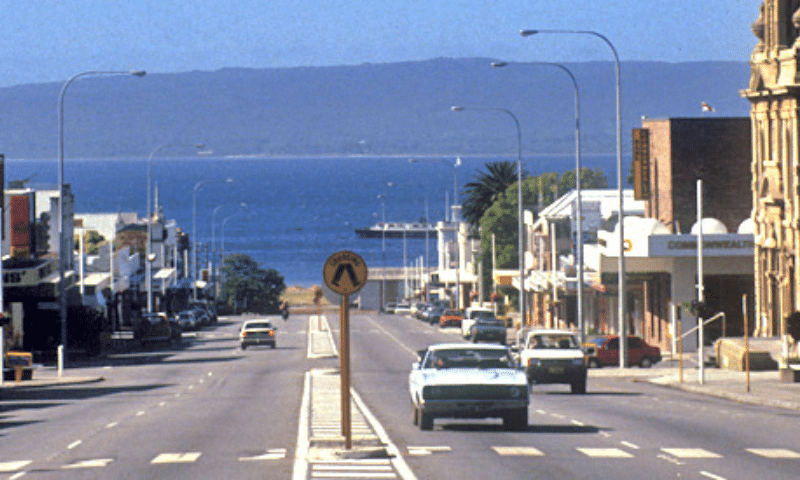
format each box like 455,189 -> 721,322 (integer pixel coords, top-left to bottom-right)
192,308 -> 211,327
177,310 -> 200,331
239,319 -> 277,349
517,329 -> 587,394
438,309 -> 463,328
585,335 -> 662,368
395,303 -> 412,314
460,306 -> 496,338
409,343 -> 528,431
426,306 -> 445,325
469,317 -> 508,344
382,302 -> 397,314
190,300 -> 217,324
136,312 -> 181,346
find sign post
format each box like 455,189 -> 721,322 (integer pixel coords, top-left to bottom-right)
323,251 -> 367,450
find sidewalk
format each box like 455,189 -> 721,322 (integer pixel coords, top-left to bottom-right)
591,357 -> 800,411
1,365 -> 104,389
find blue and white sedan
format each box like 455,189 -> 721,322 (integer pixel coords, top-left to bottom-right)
408,343 -> 529,431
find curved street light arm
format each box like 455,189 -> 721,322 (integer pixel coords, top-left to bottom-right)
521,27 -> 625,365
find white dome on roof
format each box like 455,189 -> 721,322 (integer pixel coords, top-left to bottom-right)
691,218 -> 728,235
737,218 -> 754,234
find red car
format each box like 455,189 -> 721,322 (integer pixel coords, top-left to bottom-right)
438,309 -> 463,328
586,335 -> 662,368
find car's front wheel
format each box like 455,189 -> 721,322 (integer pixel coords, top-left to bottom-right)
241,344 -> 247,350
419,411 -> 434,430
640,357 -> 653,368
587,358 -> 600,368
412,404 -> 419,426
571,378 -> 587,394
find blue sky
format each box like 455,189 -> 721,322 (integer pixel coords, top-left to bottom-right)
0,0 -> 758,88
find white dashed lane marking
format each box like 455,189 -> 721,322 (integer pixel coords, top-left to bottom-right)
661,448 -> 722,459
0,461 -> 32,473
746,448 -> 800,458
577,448 -> 635,458
150,452 -> 202,464
62,458 -> 114,469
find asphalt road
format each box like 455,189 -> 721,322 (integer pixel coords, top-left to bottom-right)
2,312 -> 800,479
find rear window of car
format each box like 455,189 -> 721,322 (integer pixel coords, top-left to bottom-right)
475,318 -> 504,326
244,322 -> 272,330
528,334 -> 578,349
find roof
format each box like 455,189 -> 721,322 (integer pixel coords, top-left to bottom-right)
536,188 -> 645,221
427,343 -> 508,351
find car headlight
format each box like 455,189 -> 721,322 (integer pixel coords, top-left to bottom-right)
572,359 -> 584,366
527,359 -> 541,367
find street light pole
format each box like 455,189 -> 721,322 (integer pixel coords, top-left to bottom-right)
491,61 -> 585,344
147,143 -> 204,313
451,105 -> 525,327
58,70 -> 145,363
521,28 -> 626,367
378,194 -> 387,312
192,177 -> 233,300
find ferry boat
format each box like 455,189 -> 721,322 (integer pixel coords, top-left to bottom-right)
355,222 -> 437,239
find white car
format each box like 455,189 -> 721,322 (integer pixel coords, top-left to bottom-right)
408,343 -> 529,431
395,303 -> 412,314
239,319 -> 277,349
460,307 -> 495,338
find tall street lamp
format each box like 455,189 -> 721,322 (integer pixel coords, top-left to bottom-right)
146,143 -> 204,313
212,202 -> 246,290
192,177 -> 233,300
491,60 -> 585,345
408,157 -> 460,302
220,204 -> 248,259
520,28 -> 626,367
58,70 -> 145,362
451,105 -> 524,326
377,194 -> 387,312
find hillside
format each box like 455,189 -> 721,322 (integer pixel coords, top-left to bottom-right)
0,58 -> 751,159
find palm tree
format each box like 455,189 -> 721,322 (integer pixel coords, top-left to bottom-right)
461,160 -> 522,228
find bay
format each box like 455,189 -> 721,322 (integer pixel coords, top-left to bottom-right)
5,154 -> 618,287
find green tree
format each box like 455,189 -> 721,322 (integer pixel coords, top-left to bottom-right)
477,168 -> 608,303
461,161 -> 521,229
74,230 -> 106,255
220,253 -> 286,314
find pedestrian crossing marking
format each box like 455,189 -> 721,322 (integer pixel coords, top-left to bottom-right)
492,446 -> 545,456
311,459 -> 396,479
576,448 -> 634,458
151,452 -> 202,464
62,458 -> 114,469
407,446 -> 452,455
239,448 -> 287,461
0,461 -> 31,472
661,448 -> 722,458
746,448 -> 800,458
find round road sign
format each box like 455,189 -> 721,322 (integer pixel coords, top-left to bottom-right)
323,251 -> 368,295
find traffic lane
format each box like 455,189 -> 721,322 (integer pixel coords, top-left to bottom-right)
1,315 -> 306,478
0,338 -> 225,464
344,314 -> 702,480
344,313 -> 543,480
529,376 -> 800,480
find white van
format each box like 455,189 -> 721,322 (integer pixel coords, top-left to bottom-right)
460,307 -> 495,338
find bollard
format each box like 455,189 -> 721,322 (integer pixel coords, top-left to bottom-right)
58,345 -> 64,377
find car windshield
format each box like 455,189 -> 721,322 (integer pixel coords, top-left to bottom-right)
475,318 -> 504,326
424,348 -> 514,369
244,322 -> 272,330
527,334 -> 578,349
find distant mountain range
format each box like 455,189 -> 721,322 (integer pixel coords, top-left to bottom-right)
0,58 -> 751,160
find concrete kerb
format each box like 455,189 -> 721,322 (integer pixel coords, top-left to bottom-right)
591,366 -> 800,412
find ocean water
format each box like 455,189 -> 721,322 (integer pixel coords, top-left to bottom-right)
6,154 -> 618,286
